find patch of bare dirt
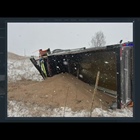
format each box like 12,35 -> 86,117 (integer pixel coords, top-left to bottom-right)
8,52 -> 27,60
8,73 -> 116,112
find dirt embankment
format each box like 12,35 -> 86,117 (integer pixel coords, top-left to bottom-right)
8,52 -> 28,60
8,73 -> 116,112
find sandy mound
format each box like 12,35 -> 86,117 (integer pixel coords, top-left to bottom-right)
8,73 -> 116,112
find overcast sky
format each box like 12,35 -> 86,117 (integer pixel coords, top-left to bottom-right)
7,22 -> 133,56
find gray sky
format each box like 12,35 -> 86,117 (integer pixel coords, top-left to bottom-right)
8,22 -> 133,56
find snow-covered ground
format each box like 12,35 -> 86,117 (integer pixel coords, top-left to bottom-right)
8,58 -> 43,82
8,100 -> 133,117
7,57 -> 133,117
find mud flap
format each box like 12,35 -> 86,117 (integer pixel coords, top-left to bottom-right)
30,57 -> 47,79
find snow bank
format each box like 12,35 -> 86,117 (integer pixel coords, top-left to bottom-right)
8,58 -> 43,82
8,100 -> 133,117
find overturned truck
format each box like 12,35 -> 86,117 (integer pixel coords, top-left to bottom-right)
30,42 -> 134,109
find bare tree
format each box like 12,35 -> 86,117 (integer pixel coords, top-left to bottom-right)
91,31 -> 106,47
